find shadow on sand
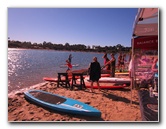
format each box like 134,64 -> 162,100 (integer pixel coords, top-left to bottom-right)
101,90 -> 139,106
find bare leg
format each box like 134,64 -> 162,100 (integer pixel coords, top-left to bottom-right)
66,68 -> 70,72
118,65 -> 120,72
122,65 -> 124,72
90,81 -> 94,92
120,65 -> 122,72
97,81 -> 101,91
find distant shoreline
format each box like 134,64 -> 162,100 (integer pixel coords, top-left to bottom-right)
8,39 -> 131,54
8,47 -> 130,54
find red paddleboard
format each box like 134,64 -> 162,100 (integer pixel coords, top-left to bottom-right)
43,76 -> 83,82
85,84 -> 127,89
43,77 -> 58,82
84,77 -> 130,84
84,74 -> 110,78
101,74 -> 110,77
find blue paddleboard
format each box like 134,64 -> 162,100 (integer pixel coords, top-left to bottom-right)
24,89 -> 101,117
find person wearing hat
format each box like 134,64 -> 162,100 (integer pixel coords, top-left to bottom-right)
68,54 -> 72,63
66,60 -> 72,72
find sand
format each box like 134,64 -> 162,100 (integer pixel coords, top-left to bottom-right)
8,79 -> 142,122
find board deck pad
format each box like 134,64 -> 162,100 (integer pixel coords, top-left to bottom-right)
30,91 -> 66,104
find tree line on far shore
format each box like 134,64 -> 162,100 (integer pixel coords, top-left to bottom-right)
8,39 -> 131,54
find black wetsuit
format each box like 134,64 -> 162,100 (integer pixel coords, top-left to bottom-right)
89,61 -> 101,82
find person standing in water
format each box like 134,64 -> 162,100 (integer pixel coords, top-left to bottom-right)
68,54 -> 72,63
88,57 -> 101,92
66,60 -> 72,72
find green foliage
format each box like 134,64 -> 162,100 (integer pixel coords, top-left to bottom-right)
8,40 -> 131,53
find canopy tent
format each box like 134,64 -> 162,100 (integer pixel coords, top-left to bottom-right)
131,8 -> 159,121
131,7 -> 159,77
132,8 -> 158,37
132,8 -> 158,51
130,8 -> 159,105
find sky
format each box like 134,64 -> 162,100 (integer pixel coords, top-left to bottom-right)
8,8 -> 138,47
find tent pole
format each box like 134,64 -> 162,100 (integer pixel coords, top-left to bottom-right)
130,38 -> 134,105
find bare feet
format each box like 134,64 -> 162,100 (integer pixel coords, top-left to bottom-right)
90,89 -> 94,93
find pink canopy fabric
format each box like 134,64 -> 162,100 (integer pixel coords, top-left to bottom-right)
132,8 -> 159,49
132,8 -> 158,36
130,8 -> 159,105
132,36 -> 158,50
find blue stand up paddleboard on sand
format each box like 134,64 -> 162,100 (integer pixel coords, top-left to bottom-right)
24,90 -> 101,117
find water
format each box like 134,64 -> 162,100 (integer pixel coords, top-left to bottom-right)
8,48 -> 129,93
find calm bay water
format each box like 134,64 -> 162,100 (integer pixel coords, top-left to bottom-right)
8,48 -> 129,93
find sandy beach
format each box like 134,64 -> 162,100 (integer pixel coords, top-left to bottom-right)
8,78 -> 142,122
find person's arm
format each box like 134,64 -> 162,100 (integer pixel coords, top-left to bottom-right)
105,58 -> 115,66
88,63 -> 92,74
128,59 -> 133,78
103,60 -> 111,68
151,63 -> 158,72
101,58 -> 114,69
